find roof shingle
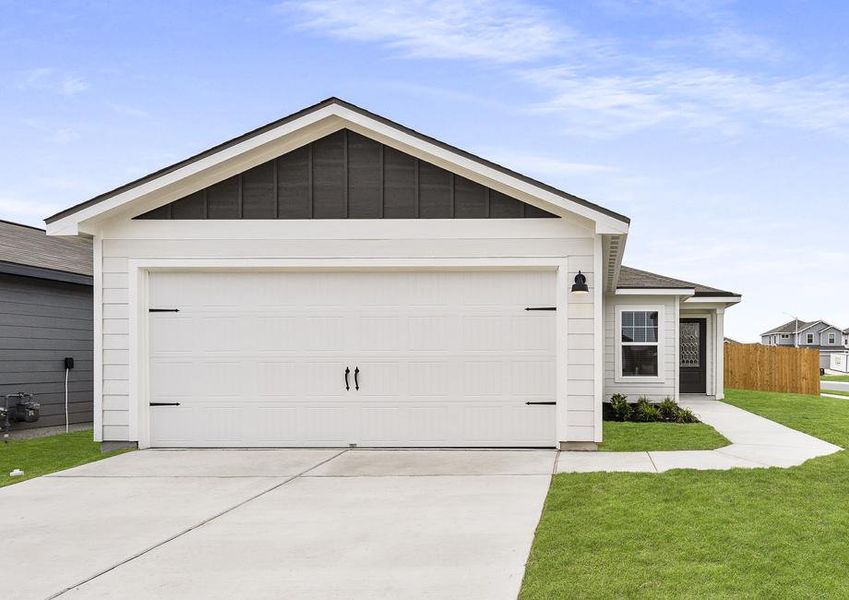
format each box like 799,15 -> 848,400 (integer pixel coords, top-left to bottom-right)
617,266 -> 738,297
0,220 -> 92,277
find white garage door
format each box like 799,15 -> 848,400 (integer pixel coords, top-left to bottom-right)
147,270 -> 556,447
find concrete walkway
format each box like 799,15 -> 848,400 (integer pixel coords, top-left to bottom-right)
557,399 -> 842,473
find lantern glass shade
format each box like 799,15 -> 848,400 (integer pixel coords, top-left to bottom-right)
571,271 -> 589,294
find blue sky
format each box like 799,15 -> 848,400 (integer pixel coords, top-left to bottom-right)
1,0 -> 847,341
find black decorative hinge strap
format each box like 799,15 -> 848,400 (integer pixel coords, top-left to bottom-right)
149,308 -> 180,313
525,307 -> 556,311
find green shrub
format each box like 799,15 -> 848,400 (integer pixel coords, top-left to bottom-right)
604,395 -> 701,424
634,397 -> 661,422
676,408 -> 699,423
658,397 -> 680,422
610,394 -> 631,421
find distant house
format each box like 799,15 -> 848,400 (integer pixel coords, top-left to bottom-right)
0,220 -> 93,431
761,319 -> 846,369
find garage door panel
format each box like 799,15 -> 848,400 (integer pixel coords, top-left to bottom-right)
462,361 -> 507,396
150,361 -> 196,397
256,362 -> 301,396
148,270 -> 556,448
510,360 -> 557,396
407,362 -> 451,396
357,316 -> 404,352
150,316 -> 195,353
408,316 -> 453,351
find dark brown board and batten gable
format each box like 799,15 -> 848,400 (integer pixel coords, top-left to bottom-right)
136,130 -> 557,220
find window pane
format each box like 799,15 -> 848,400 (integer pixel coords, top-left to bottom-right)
646,327 -> 657,343
647,311 -> 658,326
622,312 -> 634,326
632,327 -> 647,343
622,327 -> 635,343
634,312 -> 647,326
622,345 -> 658,377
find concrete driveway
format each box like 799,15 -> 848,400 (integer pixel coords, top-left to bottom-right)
1,449 -> 554,600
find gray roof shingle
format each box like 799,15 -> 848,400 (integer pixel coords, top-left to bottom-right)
761,319 -> 814,336
0,220 -> 92,278
617,266 -> 739,297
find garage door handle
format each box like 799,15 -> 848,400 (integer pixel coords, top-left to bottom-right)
354,367 -> 360,391
345,367 -> 350,391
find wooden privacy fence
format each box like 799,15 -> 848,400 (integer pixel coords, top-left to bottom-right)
724,343 -> 820,396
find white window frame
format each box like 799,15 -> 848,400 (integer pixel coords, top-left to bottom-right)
615,305 -> 665,383
806,333 -> 815,344
827,332 -> 836,345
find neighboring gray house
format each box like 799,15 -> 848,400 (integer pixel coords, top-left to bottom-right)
0,220 -> 93,430
761,319 -> 846,369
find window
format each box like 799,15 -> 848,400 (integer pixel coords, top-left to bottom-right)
828,333 -> 836,345
807,333 -> 814,344
618,309 -> 660,378
781,334 -> 790,339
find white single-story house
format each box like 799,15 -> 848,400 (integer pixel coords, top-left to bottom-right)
45,98 -> 741,450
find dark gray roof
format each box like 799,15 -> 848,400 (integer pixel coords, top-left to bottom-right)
0,220 -> 92,283
761,319 -> 814,336
46,97 -> 629,226
617,266 -> 739,297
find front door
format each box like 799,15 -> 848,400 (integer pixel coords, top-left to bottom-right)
679,318 -> 707,394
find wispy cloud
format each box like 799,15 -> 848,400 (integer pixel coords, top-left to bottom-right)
281,0 -> 849,140
525,66 -> 849,137
19,68 -> 90,96
483,148 -> 616,178
22,118 -> 81,144
106,102 -> 150,118
0,195 -> 63,227
280,0 -> 571,63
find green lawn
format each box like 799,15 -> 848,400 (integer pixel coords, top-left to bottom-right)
822,374 -> 849,382
0,430 -> 129,488
520,389 -> 849,599
599,421 -> 729,452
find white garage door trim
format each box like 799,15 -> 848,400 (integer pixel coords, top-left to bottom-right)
128,258 -> 570,449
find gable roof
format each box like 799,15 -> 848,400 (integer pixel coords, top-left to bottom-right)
0,219 -> 92,284
761,319 -> 844,336
45,97 -> 630,229
617,266 -> 739,297
761,319 -> 813,336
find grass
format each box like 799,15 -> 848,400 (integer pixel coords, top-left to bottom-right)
520,389 -> 849,599
599,421 -> 729,452
822,374 -> 849,382
0,430 -> 130,488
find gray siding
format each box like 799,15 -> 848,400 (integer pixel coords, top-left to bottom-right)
137,130 -> 557,221
0,274 -> 93,429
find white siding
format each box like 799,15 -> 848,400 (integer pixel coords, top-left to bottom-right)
603,294 -> 677,402
566,254 -> 595,441
96,218 -> 598,443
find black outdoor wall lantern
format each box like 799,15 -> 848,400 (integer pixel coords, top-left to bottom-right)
571,271 -> 589,294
